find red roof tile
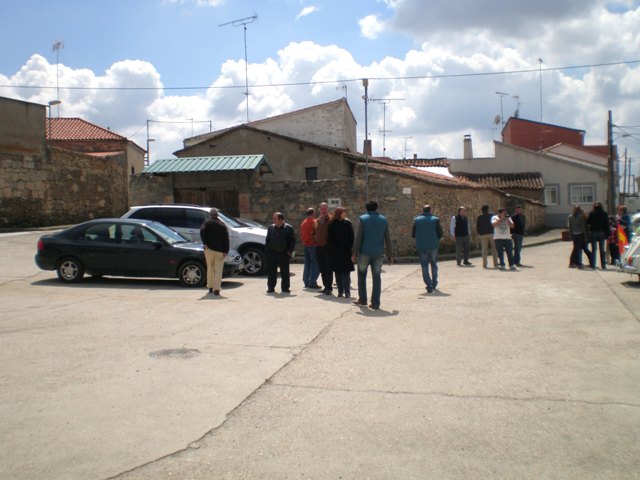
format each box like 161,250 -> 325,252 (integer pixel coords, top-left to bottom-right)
46,118 -> 126,142
364,162 -> 486,189
393,158 -> 450,168
453,172 -> 544,190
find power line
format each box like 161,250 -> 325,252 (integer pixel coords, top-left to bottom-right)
2,59 -> 638,92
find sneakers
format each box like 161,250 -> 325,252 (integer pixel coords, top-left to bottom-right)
463,261 -> 472,266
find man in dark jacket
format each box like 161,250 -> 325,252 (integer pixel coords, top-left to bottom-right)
510,205 -> 526,267
200,208 -> 229,295
476,205 -> 498,269
412,205 -> 443,293
586,202 -> 609,269
450,206 -> 471,266
265,211 -> 296,294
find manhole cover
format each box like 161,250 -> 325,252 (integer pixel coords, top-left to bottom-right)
149,348 -> 201,359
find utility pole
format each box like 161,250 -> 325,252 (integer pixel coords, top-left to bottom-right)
607,110 -> 616,213
362,78 -> 370,203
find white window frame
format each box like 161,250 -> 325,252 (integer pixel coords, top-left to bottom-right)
569,184 -> 595,205
544,185 -> 559,206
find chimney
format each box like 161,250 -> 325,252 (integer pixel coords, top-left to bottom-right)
463,134 -> 473,159
413,153 -> 418,160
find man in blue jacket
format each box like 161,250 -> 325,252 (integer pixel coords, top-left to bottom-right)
412,205 -> 443,293
351,200 -> 394,310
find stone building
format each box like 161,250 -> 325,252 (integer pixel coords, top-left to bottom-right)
47,117 -> 146,176
0,96 -> 128,227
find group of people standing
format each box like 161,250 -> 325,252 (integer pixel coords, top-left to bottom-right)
200,200 -> 529,306
450,204 -> 526,270
568,203 -> 632,269
295,201 -> 394,309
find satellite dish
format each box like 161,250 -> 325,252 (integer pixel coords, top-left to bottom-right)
494,115 -> 501,125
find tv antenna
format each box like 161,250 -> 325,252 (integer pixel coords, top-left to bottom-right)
370,97 -> 404,157
495,91 -> 509,129
219,15 -> 258,123
402,136 -> 413,159
336,84 -> 348,99
52,40 -> 64,117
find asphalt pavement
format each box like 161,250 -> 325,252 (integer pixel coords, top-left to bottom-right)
0,230 -> 638,480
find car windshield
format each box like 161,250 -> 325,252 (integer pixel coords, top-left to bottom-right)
216,210 -> 242,228
149,222 -> 190,244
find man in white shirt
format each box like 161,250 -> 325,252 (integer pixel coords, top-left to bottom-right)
492,208 -> 516,270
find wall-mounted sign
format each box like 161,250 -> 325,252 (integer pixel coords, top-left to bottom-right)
402,187 -> 412,195
328,198 -> 341,208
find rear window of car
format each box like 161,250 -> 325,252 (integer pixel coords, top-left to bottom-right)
185,209 -> 208,229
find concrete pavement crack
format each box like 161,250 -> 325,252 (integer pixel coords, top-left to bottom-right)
104,304 -> 345,480
266,381 -> 640,408
269,382 -> 640,408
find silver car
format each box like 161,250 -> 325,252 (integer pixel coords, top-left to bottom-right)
122,205 -> 268,276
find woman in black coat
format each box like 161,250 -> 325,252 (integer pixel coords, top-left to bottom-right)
327,207 -> 355,298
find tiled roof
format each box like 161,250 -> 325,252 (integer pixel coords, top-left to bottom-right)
46,118 -> 126,141
453,172 -> 544,190
393,158 -> 450,168
360,161 -> 486,189
144,155 -> 269,174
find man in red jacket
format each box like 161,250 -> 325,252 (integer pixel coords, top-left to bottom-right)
300,207 -> 320,289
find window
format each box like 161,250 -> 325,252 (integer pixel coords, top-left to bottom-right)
570,185 -> 594,205
544,186 -> 558,206
305,167 -> 318,181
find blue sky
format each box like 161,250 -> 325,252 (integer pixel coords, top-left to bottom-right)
1,0 -> 639,182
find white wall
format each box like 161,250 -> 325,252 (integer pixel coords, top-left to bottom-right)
449,142 -> 608,227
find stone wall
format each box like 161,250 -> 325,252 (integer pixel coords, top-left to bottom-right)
0,147 -> 128,227
249,165 -> 545,257
127,164 -> 545,257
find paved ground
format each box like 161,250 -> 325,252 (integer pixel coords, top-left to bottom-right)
0,230 -> 638,479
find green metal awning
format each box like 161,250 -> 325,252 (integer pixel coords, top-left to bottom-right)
143,155 -> 271,174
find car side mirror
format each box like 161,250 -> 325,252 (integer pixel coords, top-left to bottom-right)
153,241 -> 163,249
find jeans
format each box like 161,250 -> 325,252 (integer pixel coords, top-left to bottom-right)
570,233 -> 591,267
316,245 -> 333,292
302,245 -> 319,287
589,231 -> 607,268
334,271 -> 351,296
455,236 -> 470,264
418,249 -> 438,289
356,254 -> 384,308
495,238 -> 515,267
512,234 -> 524,265
479,234 -> 498,268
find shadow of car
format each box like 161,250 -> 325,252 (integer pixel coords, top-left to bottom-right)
35,218 -> 242,287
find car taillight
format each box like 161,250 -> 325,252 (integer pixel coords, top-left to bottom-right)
37,239 -> 44,251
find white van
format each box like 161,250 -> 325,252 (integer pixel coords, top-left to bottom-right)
122,205 -> 268,276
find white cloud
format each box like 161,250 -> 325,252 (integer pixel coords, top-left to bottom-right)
359,14 -> 385,39
296,6 -> 318,20
2,2 -> 639,166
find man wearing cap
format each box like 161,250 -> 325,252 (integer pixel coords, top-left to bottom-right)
200,208 -> 229,295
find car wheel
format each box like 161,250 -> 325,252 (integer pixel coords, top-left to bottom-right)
56,257 -> 85,283
241,247 -> 267,276
178,261 -> 205,288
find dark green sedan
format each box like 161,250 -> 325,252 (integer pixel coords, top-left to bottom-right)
35,218 -> 242,287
